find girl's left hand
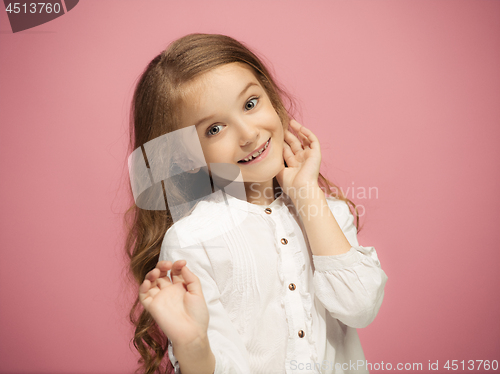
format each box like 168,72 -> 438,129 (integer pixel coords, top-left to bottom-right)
276,119 -> 322,197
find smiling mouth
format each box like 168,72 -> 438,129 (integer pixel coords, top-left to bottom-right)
238,138 -> 271,163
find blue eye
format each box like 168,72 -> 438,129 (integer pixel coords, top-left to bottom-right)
206,124 -> 223,137
245,97 -> 258,111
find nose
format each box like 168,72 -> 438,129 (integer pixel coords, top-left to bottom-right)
237,118 -> 259,148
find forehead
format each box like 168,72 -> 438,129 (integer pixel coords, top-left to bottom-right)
179,63 -> 261,116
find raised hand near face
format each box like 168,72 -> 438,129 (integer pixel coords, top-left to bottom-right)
276,119 -> 322,198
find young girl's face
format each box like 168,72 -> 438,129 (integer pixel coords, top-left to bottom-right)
179,62 -> 285,184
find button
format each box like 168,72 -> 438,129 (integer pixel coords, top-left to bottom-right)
288,283 -> 296,291
298,330 -> 305,338
265,208 -> 272,214
281,238 -> 288,245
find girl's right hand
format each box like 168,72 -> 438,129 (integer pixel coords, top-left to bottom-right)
139,260 -> 210,347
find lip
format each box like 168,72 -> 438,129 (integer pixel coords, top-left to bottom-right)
237,138 -> 271,165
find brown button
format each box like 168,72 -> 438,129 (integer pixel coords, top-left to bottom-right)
288,283 -> 296,291
265,208 -> 272,214
281,238 -> 288,245
298,330 -> 305,338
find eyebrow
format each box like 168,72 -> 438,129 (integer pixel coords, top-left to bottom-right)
193,82 -> 260,128
238,82 -> 259,100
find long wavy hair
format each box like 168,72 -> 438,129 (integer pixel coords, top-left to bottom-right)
125,33 -> 360,374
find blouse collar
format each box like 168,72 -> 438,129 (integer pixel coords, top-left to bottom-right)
201,189 -> 292,216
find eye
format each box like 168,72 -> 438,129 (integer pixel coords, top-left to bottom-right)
244,97 -> 259,111
206,124 -> 224,137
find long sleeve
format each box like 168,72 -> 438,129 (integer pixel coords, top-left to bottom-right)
159,225 -> 251,374
156,191 -> 382,373
312,198 -> 388,328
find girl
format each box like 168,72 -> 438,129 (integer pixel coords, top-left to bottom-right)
127,34 -> 387,374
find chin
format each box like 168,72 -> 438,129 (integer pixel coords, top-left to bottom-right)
243,170 -> 280,184
242,176 -> 267,184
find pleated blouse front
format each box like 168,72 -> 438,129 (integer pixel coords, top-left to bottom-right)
160,190 -> 387,374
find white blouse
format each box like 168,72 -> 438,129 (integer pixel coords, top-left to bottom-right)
159,189 -> 387,374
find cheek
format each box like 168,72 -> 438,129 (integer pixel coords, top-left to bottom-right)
275,120 -> 285,143
264,111 -> 284,137
199,145 -> 217,164
277,125 -> 285,142
203,142 -> 236,164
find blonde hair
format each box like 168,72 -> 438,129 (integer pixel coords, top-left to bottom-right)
125,33 -> 359,374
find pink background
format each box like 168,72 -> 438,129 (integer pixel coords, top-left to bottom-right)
1,1 -> 499,373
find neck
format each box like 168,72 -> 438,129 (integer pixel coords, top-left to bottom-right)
243,178 -> 282,206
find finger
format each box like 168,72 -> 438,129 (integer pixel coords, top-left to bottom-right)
283,141 -> 299,167
139,278 -> 152,295
156,261 -> 173,277
289,120 -> 306,137
139,279 -> 160,299
284,129 -> 303,154
138,282 -> 151,307
170,260 -> 187,284
145,268 -> 161,284
297,124 -> 320,150
290,120 -> 314,146
290,119 -> 302,132
139,279 -> 160,307
297,129 -> 308,142
156,260 -> 172,271
292,129 -> 309,147
156,276 -> 171,289
181,265 -> 204,297
288,119 -> 305,135
296,132 -> 311,149
145,266 -> 171,288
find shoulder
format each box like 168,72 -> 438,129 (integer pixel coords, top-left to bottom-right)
159,191 -> 246,260
158,202 -> 212,262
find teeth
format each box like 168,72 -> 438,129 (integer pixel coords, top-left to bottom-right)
241,139 -> 269,162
